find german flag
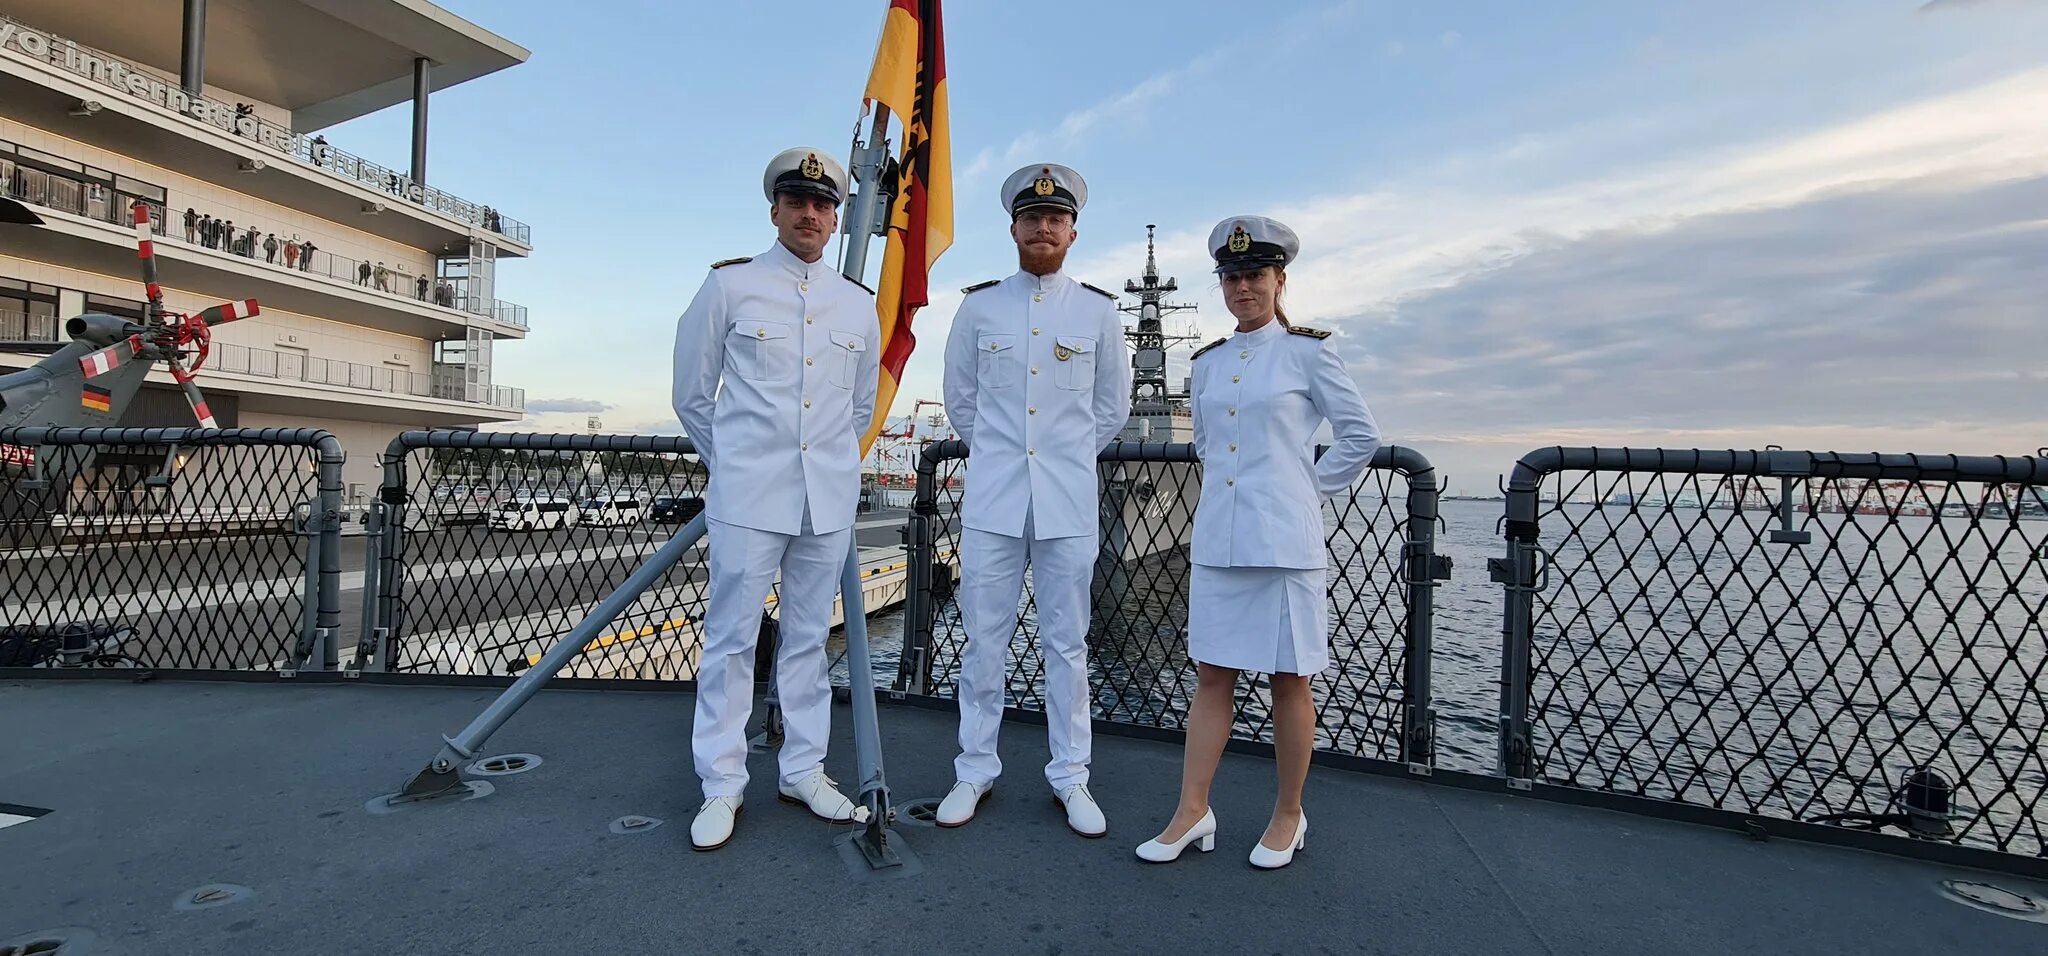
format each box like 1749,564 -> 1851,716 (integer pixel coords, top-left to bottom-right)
81,383 -> 113,413
859,0 -> 952,455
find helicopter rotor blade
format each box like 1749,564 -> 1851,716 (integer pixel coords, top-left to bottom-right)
163,353 -> 219,429
78,335 -> 146,380
193,299 -> 260,327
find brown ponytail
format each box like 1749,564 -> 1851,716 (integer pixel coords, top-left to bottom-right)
1274,269 -> 1290,327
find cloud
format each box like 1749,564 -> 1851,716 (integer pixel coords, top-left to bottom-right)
1382,40 -> 1406,57
1440,30 -> 1464,48
961,52 -> 1221,187
524,397 -> 615,414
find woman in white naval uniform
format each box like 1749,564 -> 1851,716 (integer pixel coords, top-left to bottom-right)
1136,216 -> 1380,870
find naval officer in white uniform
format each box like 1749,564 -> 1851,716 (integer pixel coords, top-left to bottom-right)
672,146 -> 881,850
1135,216 -> 1380,870
935,164 -> 1132,836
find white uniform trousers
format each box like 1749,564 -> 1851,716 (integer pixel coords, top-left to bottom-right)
954,508 -> 1097,791
693,514 -> 851,800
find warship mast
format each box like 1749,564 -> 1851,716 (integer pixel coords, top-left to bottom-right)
1121,224 -> 1202,412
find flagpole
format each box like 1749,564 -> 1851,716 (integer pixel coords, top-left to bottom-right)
835,104 -> 907,871
840,105 -> 892,281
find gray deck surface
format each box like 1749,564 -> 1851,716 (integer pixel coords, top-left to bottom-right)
2,678 -> 2042,955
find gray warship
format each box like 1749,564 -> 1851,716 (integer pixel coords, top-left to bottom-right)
1093,226 -> 1203,617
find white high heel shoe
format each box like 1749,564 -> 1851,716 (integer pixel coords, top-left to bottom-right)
1135,808 -> 1217,863
1248,813 -> 1306,870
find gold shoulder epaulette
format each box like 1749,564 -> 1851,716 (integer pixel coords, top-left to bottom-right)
1191,337 -> 1229,360
1286,325 -> 1331,339
1080,281 -> 1118,300
961,279 -> 1000,294
710,257 -> 752,269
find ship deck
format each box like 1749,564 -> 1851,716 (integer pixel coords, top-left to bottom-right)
5,675 -> 2044,954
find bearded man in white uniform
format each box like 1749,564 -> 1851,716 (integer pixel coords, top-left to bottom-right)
672,146 -> 881,851
935,164 -> 1132,836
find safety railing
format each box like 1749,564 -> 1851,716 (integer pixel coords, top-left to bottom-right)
0,427 -> 343,672
899,440 -> 1446,766
355,431 -> 714,679
207,343 -> 525,413
1495,447 -> 2048,859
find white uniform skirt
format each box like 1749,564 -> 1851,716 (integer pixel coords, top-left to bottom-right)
1187,563 -> 1330,675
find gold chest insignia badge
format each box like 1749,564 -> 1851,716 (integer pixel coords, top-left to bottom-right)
1054,343 -> 1074,361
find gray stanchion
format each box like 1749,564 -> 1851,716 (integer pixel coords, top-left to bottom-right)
837,540 -> 907,870
392,514 -> 710,801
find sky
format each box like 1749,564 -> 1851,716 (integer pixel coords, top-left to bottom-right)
324,0 -> 2048,496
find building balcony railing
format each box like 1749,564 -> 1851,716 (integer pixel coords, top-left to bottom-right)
3,163 -> 529,332
0,316 -> 523,413
209,343 -> 525,413
0,14 -> 530,245
0,307 -> 59,342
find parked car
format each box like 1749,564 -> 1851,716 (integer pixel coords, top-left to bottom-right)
488,496 -> 577,532
649,496 -> 705,524
579,496 -> 644,527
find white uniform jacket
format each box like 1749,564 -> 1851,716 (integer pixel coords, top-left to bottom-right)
671,241 -> 880,536
942,270 -> 1132,540
1190,320 -> 1381,570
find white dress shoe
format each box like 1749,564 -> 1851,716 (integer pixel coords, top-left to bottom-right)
1135,808 -> 1216,863
690,796 -> 743,851
1055,784 -> 1107,838
777,771 -> 869,823
935,780 -> 992,828
1249,813 -> 1306,870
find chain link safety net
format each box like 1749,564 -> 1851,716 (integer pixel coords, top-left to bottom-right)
0,433 -> 323,670
1507,450 -> 2047,857
380,437 -> 716,679
910,442 -> 1421,760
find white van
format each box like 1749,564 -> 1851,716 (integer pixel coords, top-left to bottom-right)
489,496 -> 577,531
578,496 -> 644,527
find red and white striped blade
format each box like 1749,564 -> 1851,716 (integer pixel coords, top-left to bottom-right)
194,299 -> 259,326
78,335 -> 144,379
164,355 -> 219,428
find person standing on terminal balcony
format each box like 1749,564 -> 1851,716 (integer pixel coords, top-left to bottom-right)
299,240 -> 316,272
284,237 -> 300,270
263,233 -> 279,264
1135,216 -> 1380,871
183,208 -> 197,244
671,146 -> 881,851
935,164 -> 1132,837
357,260 -> 371,286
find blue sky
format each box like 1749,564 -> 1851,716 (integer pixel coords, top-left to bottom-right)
324,0 -> 2048,494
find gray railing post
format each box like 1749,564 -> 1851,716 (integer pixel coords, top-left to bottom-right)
1492,449 -> 1555,788
313,432 -> 344,671
895,446 -> 945,695
352,499 -> 385,675
1391,447 -> 1448,771
373,437 -> 413,671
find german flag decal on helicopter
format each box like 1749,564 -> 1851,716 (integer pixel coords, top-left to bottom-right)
81,383 -> 113,413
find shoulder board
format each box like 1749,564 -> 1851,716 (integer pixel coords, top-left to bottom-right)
960,279 -> 1000,295
1191,337 -> 1229,360
1286,325 -> 1332,340
1080,282 -> 1118,300
710,257 -> 752,269
842,274 -> 875,295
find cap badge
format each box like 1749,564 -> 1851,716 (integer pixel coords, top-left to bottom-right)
1227,224 -> 1251,253
800,154 -> 825,180
1033,177 -> 1056,197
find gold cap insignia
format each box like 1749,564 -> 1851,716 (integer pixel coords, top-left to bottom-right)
1227,224 -> 1251,253
1034,177 -> 1056,197
799,154 -> 824,180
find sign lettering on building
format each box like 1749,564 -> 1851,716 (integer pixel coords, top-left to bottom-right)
0,21 -> 306,154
